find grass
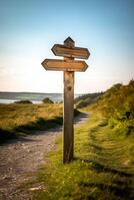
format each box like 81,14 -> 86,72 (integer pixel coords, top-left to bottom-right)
0,103 -> 63,142
0,103 -> 80,143
33,111 -> 134,200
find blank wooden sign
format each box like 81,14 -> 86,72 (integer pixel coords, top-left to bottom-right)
42,59 -> 88,72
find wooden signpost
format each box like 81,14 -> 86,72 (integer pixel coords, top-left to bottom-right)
41,37 -> 90,163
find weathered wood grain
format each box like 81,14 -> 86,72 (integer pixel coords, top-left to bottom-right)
52,44 -> 90,59
63,71 -> 74,163
41,59 -> 88,72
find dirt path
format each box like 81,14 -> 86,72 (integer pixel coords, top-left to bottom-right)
0,112 -> 88,200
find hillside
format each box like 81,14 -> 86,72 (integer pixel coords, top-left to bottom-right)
89,80 -> 134,136
75,92 -> 103,108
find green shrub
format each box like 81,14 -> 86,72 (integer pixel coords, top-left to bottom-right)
42,97 -> 54,104
89,80 -> 134,136
14,100 -> 33,104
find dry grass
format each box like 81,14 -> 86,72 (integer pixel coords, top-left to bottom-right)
0,103 -> 63,142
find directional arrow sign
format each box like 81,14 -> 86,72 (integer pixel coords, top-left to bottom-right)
51,44 -> 90,59
41,59 -> 88,72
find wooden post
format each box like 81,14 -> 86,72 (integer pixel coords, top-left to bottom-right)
41,37 -> 90,164
63,38 -> 75,163
63,70 -> 74,163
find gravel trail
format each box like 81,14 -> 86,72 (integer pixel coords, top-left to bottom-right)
0,113 -> 88,200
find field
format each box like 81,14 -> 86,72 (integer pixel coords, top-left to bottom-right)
0,103 -> 63,142
33,111 -> 134,200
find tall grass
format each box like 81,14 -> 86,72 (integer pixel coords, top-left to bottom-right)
84,80 -> 134,136
0,103 -> 63,142
0,103 -> 80,143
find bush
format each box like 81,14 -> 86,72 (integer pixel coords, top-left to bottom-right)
14,100 -> 33,104
42,97 -> 54,104
91,80 -> 134,135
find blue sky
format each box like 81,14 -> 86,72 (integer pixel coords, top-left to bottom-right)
0,0 -> 134,93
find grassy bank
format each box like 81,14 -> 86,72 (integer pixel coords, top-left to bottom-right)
33,111 -> 134,200
0,103 -> 63,143
0,103 -> 80,143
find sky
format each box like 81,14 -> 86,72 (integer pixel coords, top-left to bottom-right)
0,0 -> 134,93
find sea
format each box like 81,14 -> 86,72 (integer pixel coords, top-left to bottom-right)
0,92 -> 80,104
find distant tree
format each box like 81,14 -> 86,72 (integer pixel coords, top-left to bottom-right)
15,100 -> 33,104
42,97 -> 54,104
